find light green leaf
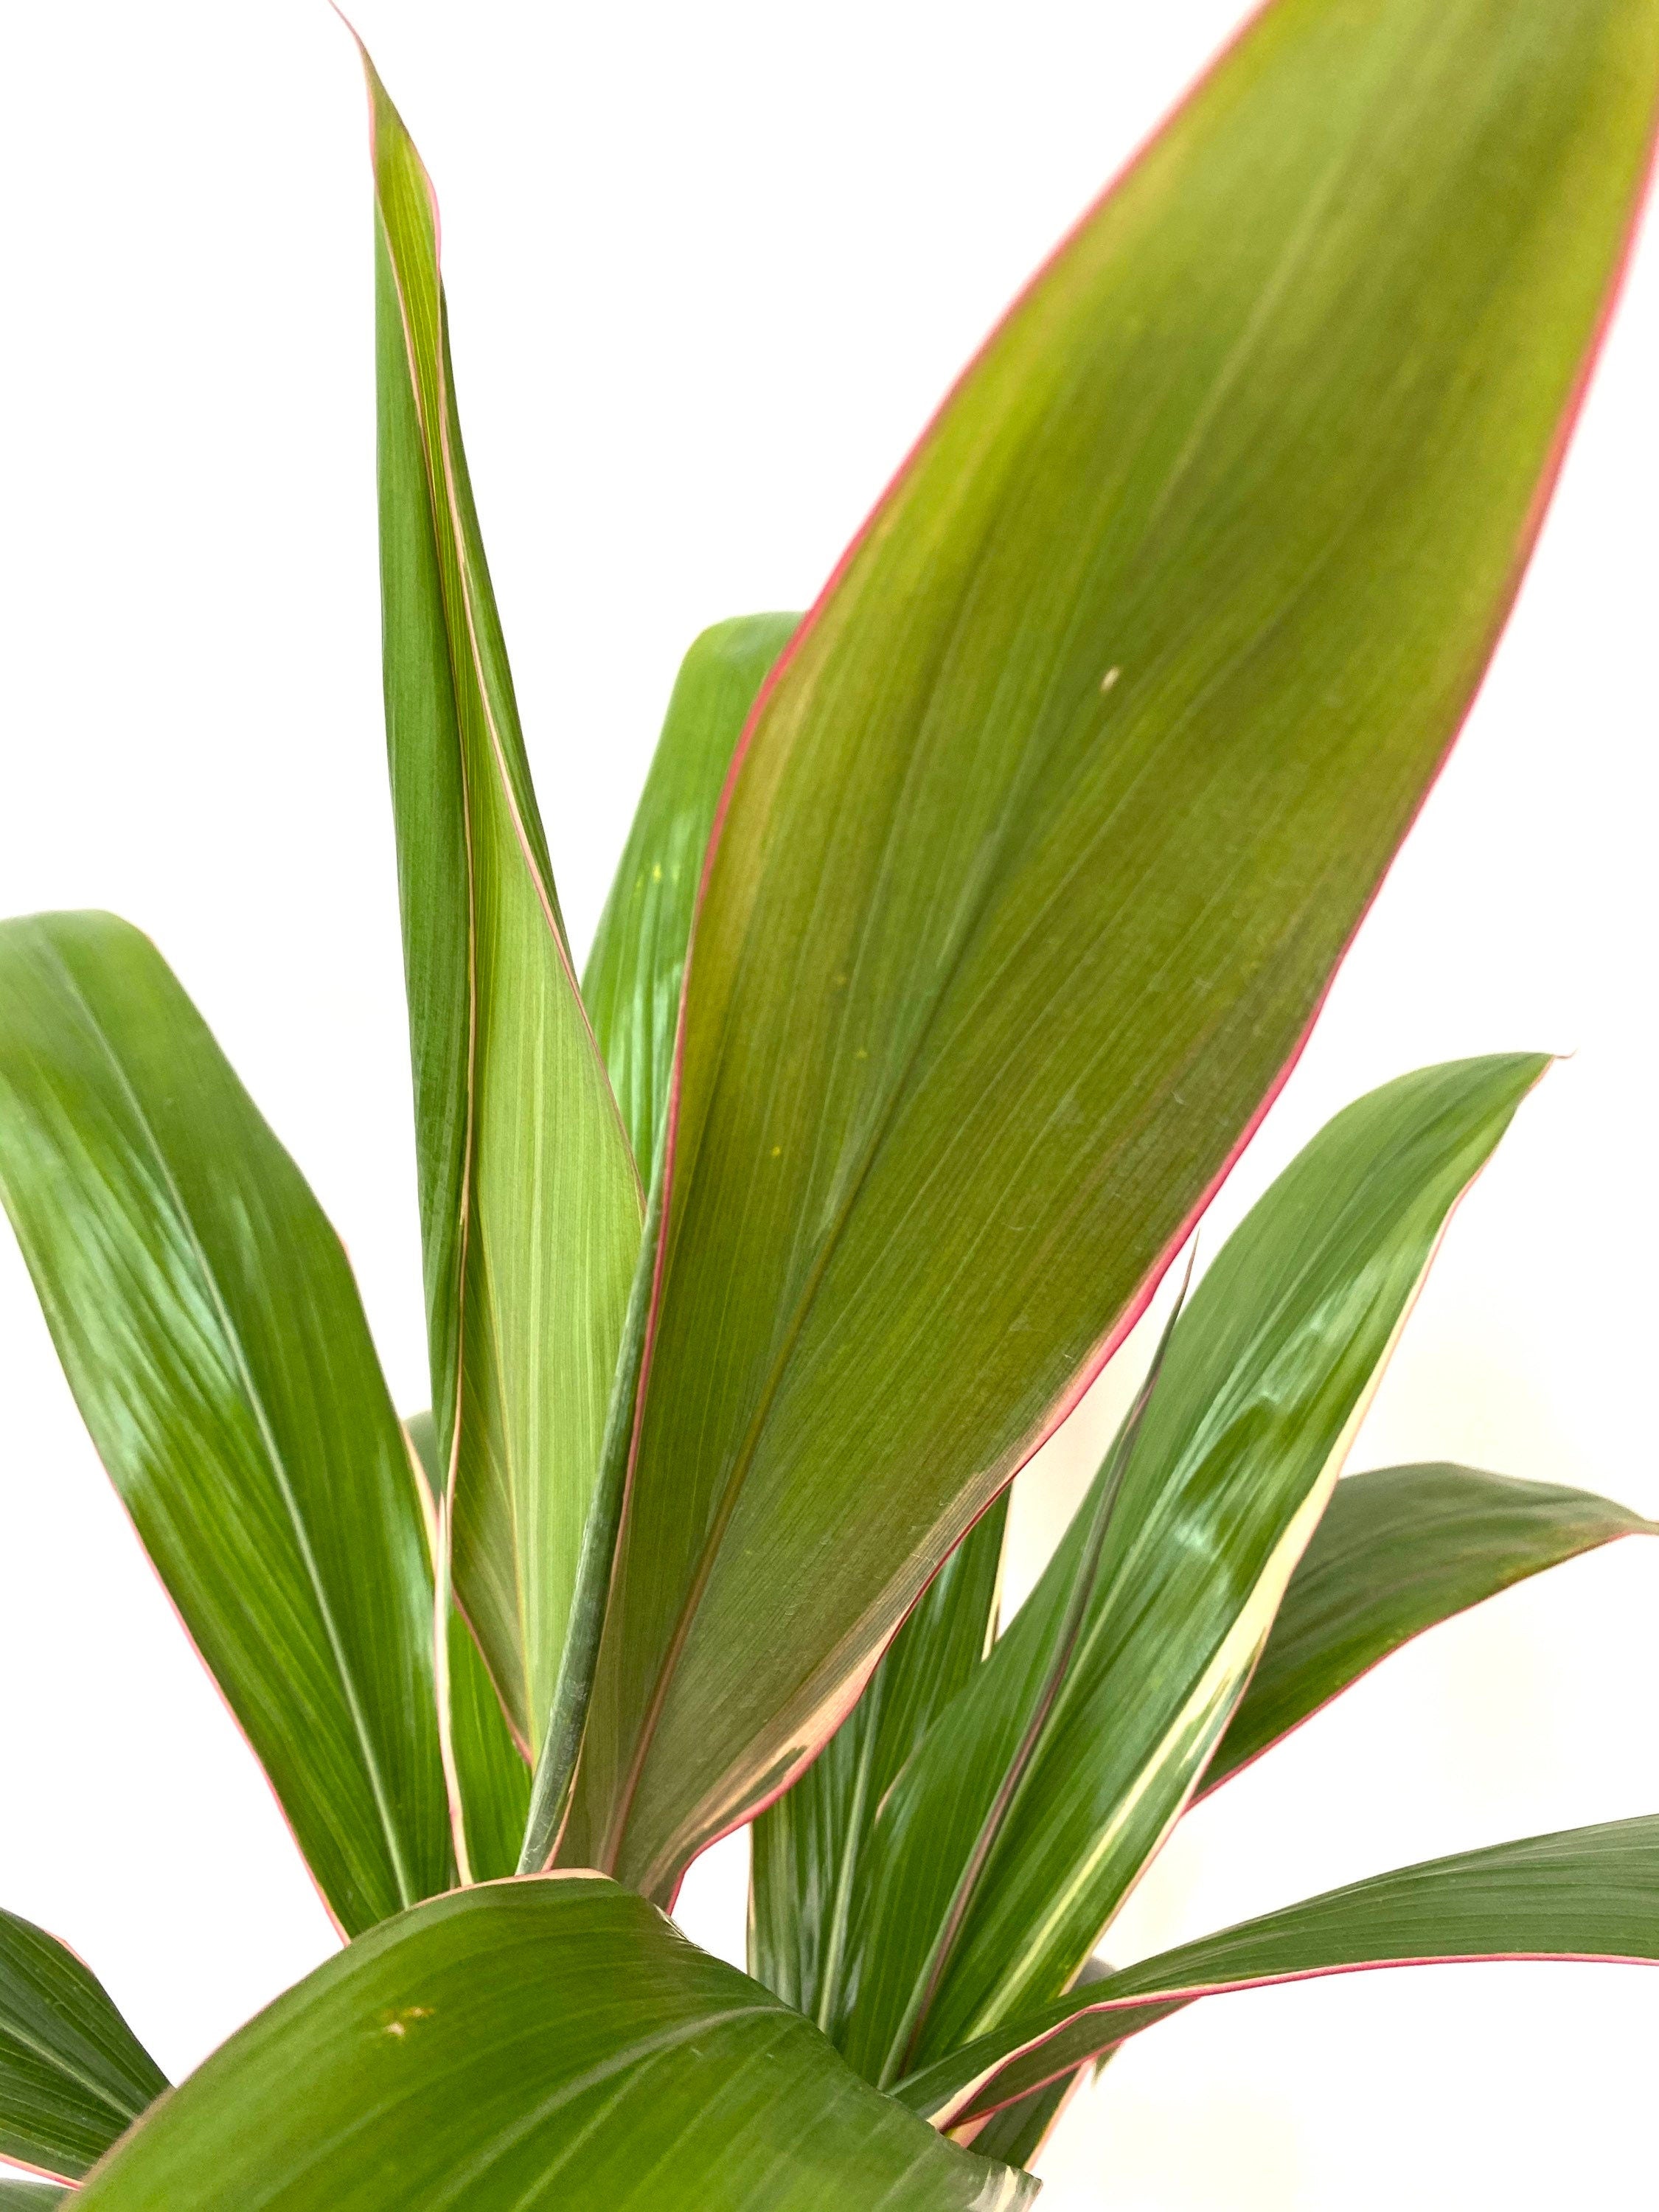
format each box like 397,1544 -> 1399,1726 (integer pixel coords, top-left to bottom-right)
893,1817 -> 1659,2129
1200,1463 -> 1654,1797
407,1413 -> 530,1883
363,47 -> 643,1757
0,1906 -> 166,2181
585,614 -> 800,1178
837,1055 -> 1545,2084
74,1879 -> 1033,2212
0,912 -> 451,1933
563,0 -> 1659,1901
749,1497 -> 1007,2025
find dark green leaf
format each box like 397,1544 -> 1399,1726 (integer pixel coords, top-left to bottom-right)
364,47 -> 642,1756
74,1879 -> 1033,2212
749,1496 -> 1007,2023
961,1961 -> 1116,2171
1201,1463 -> 1654,1796
0,2186 -> 70,2208
585,614 -> 800,1178
0,912 -> 451,1933
0,1905 -> 166,2181
893,1817 -> 1659,2129
838,1056 -> 1545,2084
407,1413 -> 529,1882
563,0 -> 1659,1901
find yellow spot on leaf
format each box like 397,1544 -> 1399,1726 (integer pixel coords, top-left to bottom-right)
1100,667 -> 1121,692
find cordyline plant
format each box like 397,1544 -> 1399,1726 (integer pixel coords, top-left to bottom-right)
1,1 -> 1656,2205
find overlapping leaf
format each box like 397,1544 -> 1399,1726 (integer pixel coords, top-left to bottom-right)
73,1878 -> 1032,2212
750,1498 -> 1007,2023
0,913 -> 451,1933
407,1413 -> 529,1882
365,53 -> 642,1758
585,614 -> 799,1178
892,1817 -> 1659,2129
834,1055 -> 1543,2083
1201,1463 -> 1653,1795
562,0 -> 1659,1900
0,1906 -> 166,2182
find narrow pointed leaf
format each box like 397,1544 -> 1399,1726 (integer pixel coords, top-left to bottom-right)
0,1907 -> 167,2182
894,1816 -> 1659,2129
1201,1463 -> 1655,1796
959,1961 -> 1116,2171
749,1496 -> 1007,2023
0,2187 -> 69,2207
74,1880 -> 1032,2212
407,1413 -> 529,1882
0,913 -> 451,1932
365,51 -> 642,1756
838,1055 -> 1544,2083
565,0 -> 1659,1899
585,614 -> 799,1177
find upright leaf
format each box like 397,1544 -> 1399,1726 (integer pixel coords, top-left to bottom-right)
406,1413 -> 530,1882
0,913 -> 451,1932
749,1497 -> 1007,2023
364,49 -> 642,1756
837,1056 -> 1544,2084
74,1879 -> 1033,2212
892,1817 -> 1659,2129
1200,1462 -> 1654,1795
585,613 -> 799,1178
0,1906 -> 166,2182
563,0 -> 1659,1899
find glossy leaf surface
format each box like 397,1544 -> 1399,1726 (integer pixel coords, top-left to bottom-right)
0,913 -> 451,1933
407,1413 -> 530,1882
585,614 -> 799,1177
1202,1463 -> 1654,1795
366,51 -> 642,1755
894,1817 -> 1659,2127
0,1907 -> 166,2182
749,1497 -> 1007,2023
838,1056 -> 1544,2083
564,0 -> 1659,1899
75,1879 -> 1032,2212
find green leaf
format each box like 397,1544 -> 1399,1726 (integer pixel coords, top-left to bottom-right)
836,1055 -> 1545,2084
585,614 -> 800,1178
407,1413 -> 530,1882
1200,1463 -> 1655,1796
749,1496 -> 1008,2024
74,1879 -> 1033,2212
363,46 -> 643,1757
892,1816 -> 1659,2129
0,1907 -> 166,2182
0,912 -> 451,1933
960,1961 -> 1116,2171
0,2188 -> 69,2208
562,0 -> 1659,1901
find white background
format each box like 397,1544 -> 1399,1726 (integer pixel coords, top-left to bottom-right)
1,2 -> 1655,2204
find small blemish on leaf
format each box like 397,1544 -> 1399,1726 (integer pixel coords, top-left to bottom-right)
651,863 -> 664,881
771,1145 -> 782,1158
1100,667 -> 1121,693
380,2006 -> 434,2041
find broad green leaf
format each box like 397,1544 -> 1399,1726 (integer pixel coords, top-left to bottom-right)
407,1413 -> 529,1882
749,1496 -> 1008,2024
585,614 -> 800,1177
0,1906 -> 166,2181
0,913 -> 451,1933
837,1056 -> 1544,2084
893,1816 -> 1659,2129
1201,1463 -> 1654,1797
563,0 -> 1659,1900
74,1879 -> 1033,2212
364,48 -> 642,1756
